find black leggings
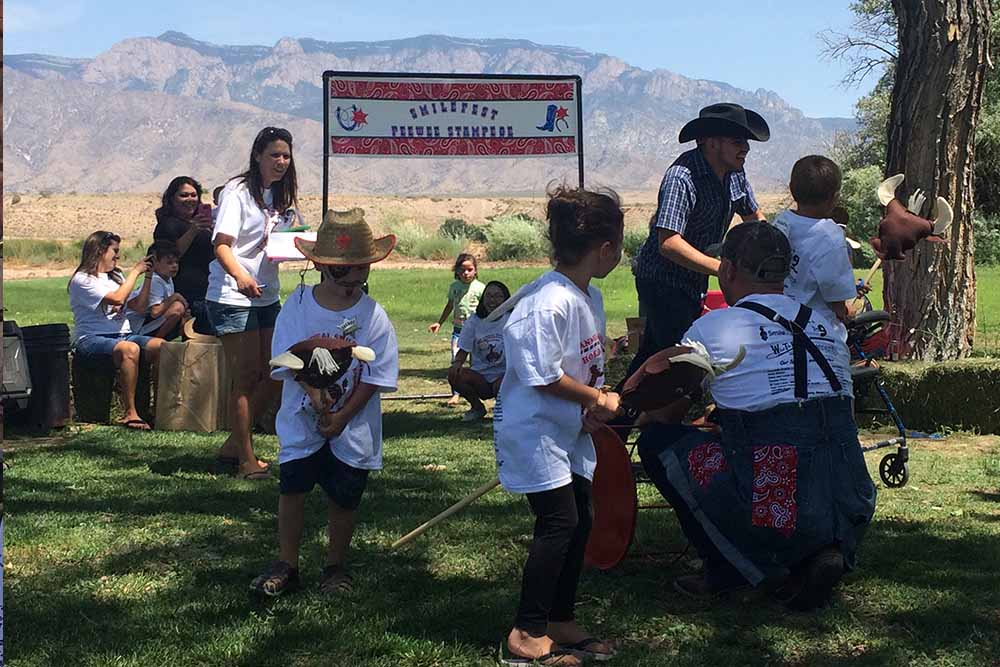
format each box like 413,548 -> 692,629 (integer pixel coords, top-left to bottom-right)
515,474 -> 593,635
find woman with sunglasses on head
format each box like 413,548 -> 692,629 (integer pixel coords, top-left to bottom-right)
207,127 -> 302,480
68,231 -> 163,431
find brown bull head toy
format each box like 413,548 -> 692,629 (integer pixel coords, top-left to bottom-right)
619,342 -> 744,422
870,174 -> 953,261
270,337 -> 376,391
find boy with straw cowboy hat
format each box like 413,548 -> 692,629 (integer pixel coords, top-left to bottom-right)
251,208 -> 399,597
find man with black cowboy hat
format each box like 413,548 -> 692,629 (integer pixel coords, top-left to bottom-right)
633,221 -> 876,610
628,102 -> 770,377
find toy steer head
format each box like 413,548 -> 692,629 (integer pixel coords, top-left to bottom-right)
871,174 -> 953,261
620,342 -> 744,420
270,337 -> 376,390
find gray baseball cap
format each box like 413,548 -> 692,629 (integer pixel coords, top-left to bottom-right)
706,221 -> 791,282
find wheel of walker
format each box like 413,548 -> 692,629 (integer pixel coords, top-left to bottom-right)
879,452 -> 909,488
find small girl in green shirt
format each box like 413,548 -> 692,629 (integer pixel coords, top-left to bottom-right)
429,252 -> 485,405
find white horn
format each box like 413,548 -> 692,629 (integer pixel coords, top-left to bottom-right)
351,345 -> 377,362
932,197 -> 953,235
878,174 -> 904,206
720,345 -> 746,372
269,351 -> 304,370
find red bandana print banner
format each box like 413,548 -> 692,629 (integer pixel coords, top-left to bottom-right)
325,73 -> 581,157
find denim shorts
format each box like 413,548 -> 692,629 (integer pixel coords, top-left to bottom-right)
205,300 -> 281,337
74,333 -> 156,359
279,444 -> 370,510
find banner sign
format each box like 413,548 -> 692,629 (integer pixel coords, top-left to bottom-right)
323,72 -> 582,158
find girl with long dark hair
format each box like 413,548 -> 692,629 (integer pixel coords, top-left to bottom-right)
152,176 -> 215,330
206,127 -> 301,480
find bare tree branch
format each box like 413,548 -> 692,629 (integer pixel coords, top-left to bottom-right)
817,1 -> 899,87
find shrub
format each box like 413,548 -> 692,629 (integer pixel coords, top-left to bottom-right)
439,218 -> 486,243
623,227 -> 649,258
974,215 -> 1000,266
412,235 -> 470,261
383,218 -> 428,257
485,214 -> 547,261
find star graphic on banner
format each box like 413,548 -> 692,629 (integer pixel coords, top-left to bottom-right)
352,107 -> 369,127
336,234 -> 352,249
555,107 -> 569,121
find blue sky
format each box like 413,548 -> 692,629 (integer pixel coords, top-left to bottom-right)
4,0 -> 879,118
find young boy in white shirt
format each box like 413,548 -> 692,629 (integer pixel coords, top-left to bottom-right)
772,155 -> 858,333
126,241 -> 188,339
250,208 -> 398,598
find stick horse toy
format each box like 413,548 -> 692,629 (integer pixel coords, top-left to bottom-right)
270,338 -> 377,425
853,174 -> 954,308
391,341 -> 743,549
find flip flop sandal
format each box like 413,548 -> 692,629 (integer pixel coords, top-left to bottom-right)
561,637 -> 617,661
237,468 -> 272,481
319,565 -> 354,595
499,648 -> 582,666
121,419 -> 152,431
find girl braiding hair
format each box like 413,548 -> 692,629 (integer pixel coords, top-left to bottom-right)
69,231 -> 124,289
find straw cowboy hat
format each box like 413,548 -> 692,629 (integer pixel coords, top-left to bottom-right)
294,208 -> 396,265
678,102 -> 771,143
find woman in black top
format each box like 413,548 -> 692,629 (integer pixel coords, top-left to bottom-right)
152,176 -> 215,331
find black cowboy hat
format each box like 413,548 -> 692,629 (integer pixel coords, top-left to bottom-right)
678,102 -> 770,143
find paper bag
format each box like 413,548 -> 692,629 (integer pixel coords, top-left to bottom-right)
155,340 -> 229,432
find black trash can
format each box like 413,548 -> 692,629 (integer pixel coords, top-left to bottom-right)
18,323 -> 72,431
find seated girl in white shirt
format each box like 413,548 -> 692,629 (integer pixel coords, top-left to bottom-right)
447,280 -> 511,422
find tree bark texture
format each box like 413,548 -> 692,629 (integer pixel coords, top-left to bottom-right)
884,0 -> 991,360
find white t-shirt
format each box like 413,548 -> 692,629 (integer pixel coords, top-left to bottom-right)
270,286 -> 399,470
127,273 -> 175,335
493,271 -> 606,494
457,313 -> 508,382
773,209 -> 857,330
69,272 -> 134,343
207,181 -> 293,307
682,293 -> 853,412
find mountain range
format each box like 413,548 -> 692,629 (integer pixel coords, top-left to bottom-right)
3,32 -> 854,194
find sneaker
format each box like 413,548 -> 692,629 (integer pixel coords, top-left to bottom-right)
782,546 -> 845,611
462,406 -> 487,422
250,560 -> 300,598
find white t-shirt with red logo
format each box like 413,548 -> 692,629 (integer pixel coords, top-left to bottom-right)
270,286 -> 399,470
493,271 -> 606,494
208,181 -> 297,307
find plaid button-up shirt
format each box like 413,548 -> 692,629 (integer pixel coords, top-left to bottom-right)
634,147 -> 759,302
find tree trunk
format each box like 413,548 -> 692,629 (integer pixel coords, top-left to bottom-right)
883,0 -> 991,360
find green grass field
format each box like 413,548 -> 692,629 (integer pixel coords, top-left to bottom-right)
4,265 -> 1000,666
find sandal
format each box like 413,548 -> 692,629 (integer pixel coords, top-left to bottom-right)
120,418 -> 152,432
562,637 -> 617,661
237,467 -> 272,481
319,565 -> 353,595
499,648 -> 583,666
250,560 -> 300,597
